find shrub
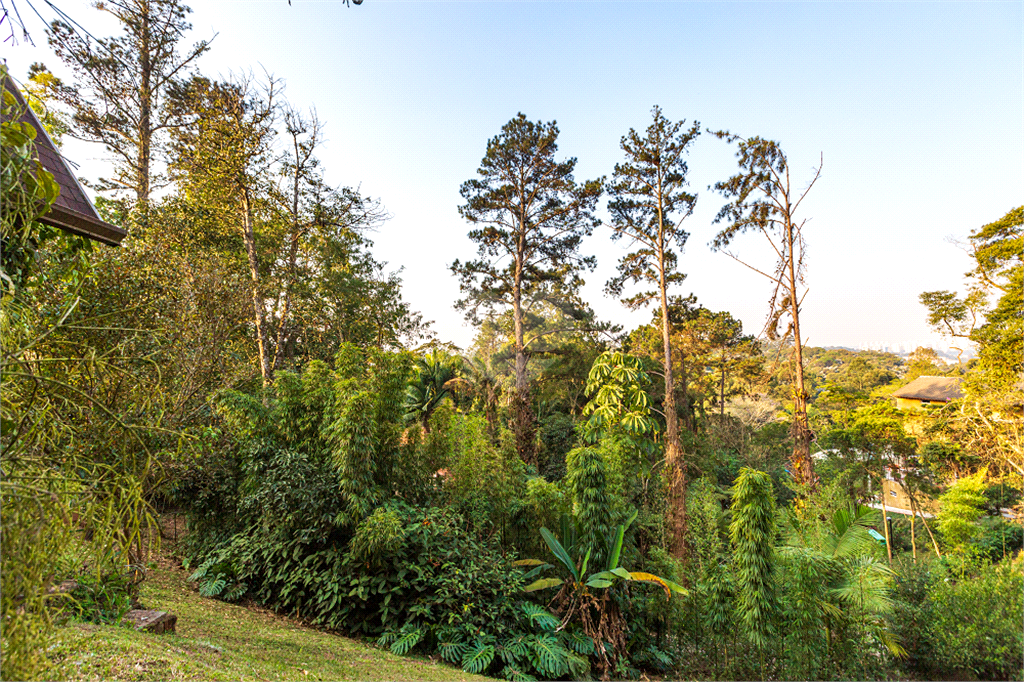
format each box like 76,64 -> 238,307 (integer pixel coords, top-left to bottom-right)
891,555 -> 1024,680
937,471 -> 988,549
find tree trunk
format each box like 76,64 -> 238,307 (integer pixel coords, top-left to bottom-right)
273,234 -> 298,371
879,482 -> 892,565
241,190 -> 273,386
658,220 -> 686,559
137,0 -> 152,205
720,360 -> 726,420
786,218 -> 815,489
910,509 -> 917,561
510,224 -> 536,464
917,507 -> 942,557
274,150 -> 302,371
905,487 -> 942,557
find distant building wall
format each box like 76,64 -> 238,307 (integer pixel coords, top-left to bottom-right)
879,479 -> 939,515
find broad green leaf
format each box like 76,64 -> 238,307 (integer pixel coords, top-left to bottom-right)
524,577 -> 564,592
540,527 -> 578,581
606,524 -> 625,570
462,642 -> 496,674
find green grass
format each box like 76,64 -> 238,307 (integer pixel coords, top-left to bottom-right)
48,556 -> 491,681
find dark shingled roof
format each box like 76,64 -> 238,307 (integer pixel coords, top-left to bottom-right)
3,75 -> 126,246
892,376 -> 963,402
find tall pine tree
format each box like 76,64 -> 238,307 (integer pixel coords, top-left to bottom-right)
452,114 -> 602,464
48,0 -> 211,204
606,105 -> 700,557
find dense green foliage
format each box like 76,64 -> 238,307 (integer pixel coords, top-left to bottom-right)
2,8 -> 1020,679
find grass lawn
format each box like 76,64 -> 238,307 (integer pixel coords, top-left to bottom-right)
48,549 -> 490,682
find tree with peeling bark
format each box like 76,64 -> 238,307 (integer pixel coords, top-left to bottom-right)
712,133 -> 821,490
451,113 -> 602,465
606,106 -> 700,557
48,0 -> 212,204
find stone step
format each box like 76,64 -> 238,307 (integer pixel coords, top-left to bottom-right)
123,609 -> 177,634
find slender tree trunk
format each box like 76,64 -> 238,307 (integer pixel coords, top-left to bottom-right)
786,217 -> 815,489
241,189 -> 273,386
513,276 -> 526,393
658,217 -> 686,559
910,508 -> 917,561
905,487 -> 942,557
274,235 -> 298,371
720,360 -> 726,420
137,0 -> 152,205
917,506 -> 942,557
660,271 -> 679,458
879,481 -> 892,564
274,150 -> 302,371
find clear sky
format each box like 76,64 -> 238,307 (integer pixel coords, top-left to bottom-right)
5,0 -> 1021,354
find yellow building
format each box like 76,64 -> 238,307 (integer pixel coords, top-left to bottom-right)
892,375 -> 963,411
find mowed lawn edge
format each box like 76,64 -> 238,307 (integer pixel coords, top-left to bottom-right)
49,552 -> 492,682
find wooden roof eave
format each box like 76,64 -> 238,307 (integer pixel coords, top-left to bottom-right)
37,206 -> 127,247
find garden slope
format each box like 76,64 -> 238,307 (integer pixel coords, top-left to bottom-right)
50,554 -> 491,681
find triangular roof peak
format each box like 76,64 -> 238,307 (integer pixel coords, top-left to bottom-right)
3,75 -> 126,246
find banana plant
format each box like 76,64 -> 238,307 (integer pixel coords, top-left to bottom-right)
516,514 -> 686,599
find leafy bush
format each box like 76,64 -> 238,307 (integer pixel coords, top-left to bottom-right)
970,516 -> 1024,561
891,554 -> 1023,680
68,565 -> 137,625
937,471 -> 988,549
379,602 -> 588,681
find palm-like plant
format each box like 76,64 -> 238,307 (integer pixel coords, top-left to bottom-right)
403,350 -> 463,432
518,516 -> 685,674
461,355 -> 502,440
780,503 -> 906,678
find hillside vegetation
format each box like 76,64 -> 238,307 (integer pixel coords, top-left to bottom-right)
2,6 -> 1022,680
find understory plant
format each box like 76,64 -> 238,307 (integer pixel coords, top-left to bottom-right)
523,517 -> 685,678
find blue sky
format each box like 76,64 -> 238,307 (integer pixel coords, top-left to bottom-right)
5,0 -> 1021,354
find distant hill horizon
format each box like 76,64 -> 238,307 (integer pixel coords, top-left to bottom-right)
815,345 -> 970,362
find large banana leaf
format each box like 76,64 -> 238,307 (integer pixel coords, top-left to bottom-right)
540,527 -> 579,581
513,559 -> 547,567
524,577 -> 565,592
628,571 -> 687,597
579,547 -> 592,578
606,524 -> 625,571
